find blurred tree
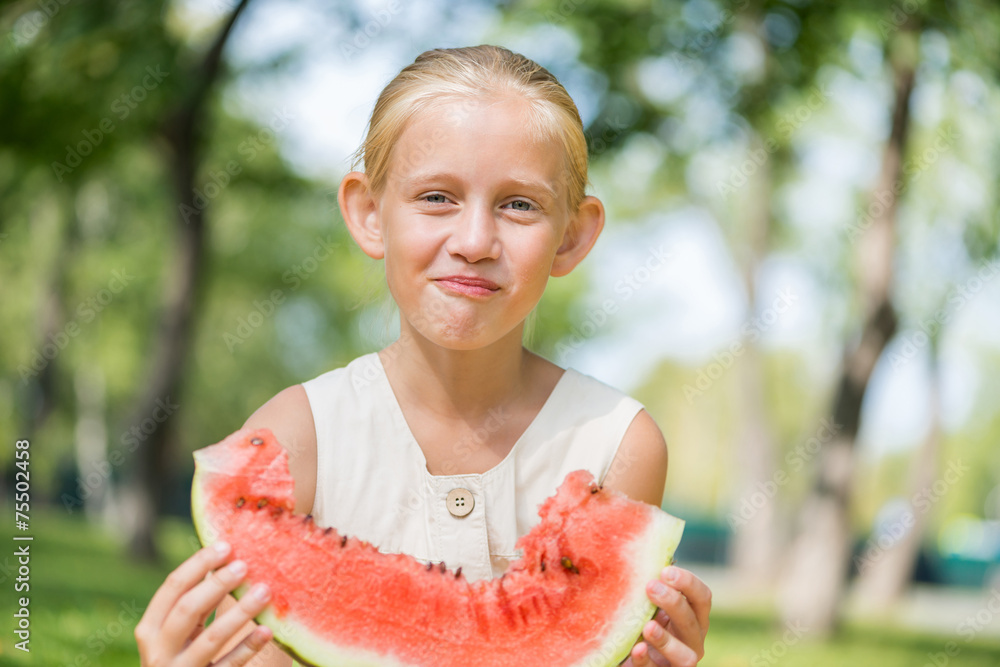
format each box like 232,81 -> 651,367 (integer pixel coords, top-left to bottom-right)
852,335 -> 942,611
122,0 -> 251,560
778,25 -> 917,636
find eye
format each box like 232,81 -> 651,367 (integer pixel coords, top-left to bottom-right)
504,200 -> 534,212
424,193 -> 449,204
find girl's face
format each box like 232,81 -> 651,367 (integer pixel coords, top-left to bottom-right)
374,96 -> 590,351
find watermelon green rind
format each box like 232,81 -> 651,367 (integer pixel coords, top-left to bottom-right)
215,514 -> 686,667
191,428 -> 686,667
192,467 -> 360,667
570,510 -> 685,667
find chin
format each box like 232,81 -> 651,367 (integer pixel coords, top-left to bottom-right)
417,320 -> 519,352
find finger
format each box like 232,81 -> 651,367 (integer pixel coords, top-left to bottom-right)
185,583 -> 273,665
646,578 -> 702,653
159,558 -> 249,649
629,641 -> 651,667
141,542 -> 233,630
215,624 -> 273,667
185,604 -> 214,645
633,640 -> 671,667
631,610 -> 671,667
643,620 -> 700,667
661,566 -> 712,635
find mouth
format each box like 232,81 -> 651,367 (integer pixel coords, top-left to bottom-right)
434,275 -> 501,297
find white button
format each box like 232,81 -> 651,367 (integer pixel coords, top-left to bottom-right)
446,488 -> 474,517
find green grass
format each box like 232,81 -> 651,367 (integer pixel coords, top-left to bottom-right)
0,507 -> 198,666
1,508 -> 998,666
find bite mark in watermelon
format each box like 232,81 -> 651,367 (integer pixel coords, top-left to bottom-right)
191,428 -> 685,667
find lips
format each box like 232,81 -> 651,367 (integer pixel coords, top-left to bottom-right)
434,275 -> 500,297
436,275 -> 500,290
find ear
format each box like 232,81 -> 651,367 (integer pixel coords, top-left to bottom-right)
551,195 -> 604,277
338,171 -> 384,260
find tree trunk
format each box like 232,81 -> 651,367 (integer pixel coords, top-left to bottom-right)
124,0 -> 251,561
852,341 -> 942,610
728,131 -> 782,590
23,205 -> 78,438
777,36 -> 917,637
73,364 -> 111,521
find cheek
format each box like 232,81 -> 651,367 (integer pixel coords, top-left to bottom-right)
509,228 -> 561,277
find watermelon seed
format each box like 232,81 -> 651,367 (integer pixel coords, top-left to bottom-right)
426,562 -> 434,571
561,557 -> 579,574
324,527 -> 333,535
455,567 -> 462,578
251,437 -> 264,446
439,561 -> 447,574
540,561 -> 546,572
341,535 -> 348,547
257,498 -> 268,508
236,497 -> 245,508
303,514 -> 313,523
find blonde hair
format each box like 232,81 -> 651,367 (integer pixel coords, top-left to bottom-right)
351,45 -> 589,209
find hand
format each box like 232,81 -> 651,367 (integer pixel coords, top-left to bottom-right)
620,566 -> 711,666
135,541 -> 274,666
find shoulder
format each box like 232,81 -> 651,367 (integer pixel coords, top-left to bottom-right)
601,409 -> 668,507
243,384 -> 317,515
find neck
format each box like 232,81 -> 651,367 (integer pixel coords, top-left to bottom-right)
378,322 -> 531,421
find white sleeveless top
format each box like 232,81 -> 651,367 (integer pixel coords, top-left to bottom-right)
301,352 -> 644,582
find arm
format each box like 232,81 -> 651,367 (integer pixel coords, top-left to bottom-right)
210,385 -> 318,666
602,410 -> 711,667
601,409 -> 669,506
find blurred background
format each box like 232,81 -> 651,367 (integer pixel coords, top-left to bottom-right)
1,0 -> 999,664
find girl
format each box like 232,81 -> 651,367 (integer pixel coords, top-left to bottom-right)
136,45 -> 711,667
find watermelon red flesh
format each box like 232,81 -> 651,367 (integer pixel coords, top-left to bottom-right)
192,428 -> 685,667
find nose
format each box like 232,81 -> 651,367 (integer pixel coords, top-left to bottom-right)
445,203 -> 501,262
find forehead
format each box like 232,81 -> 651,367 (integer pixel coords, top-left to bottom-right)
387,96 -> 569,200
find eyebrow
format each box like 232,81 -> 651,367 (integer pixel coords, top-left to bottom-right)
402,172 -> 559,203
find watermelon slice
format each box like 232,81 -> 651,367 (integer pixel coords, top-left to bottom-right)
191,428 -> 685,667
